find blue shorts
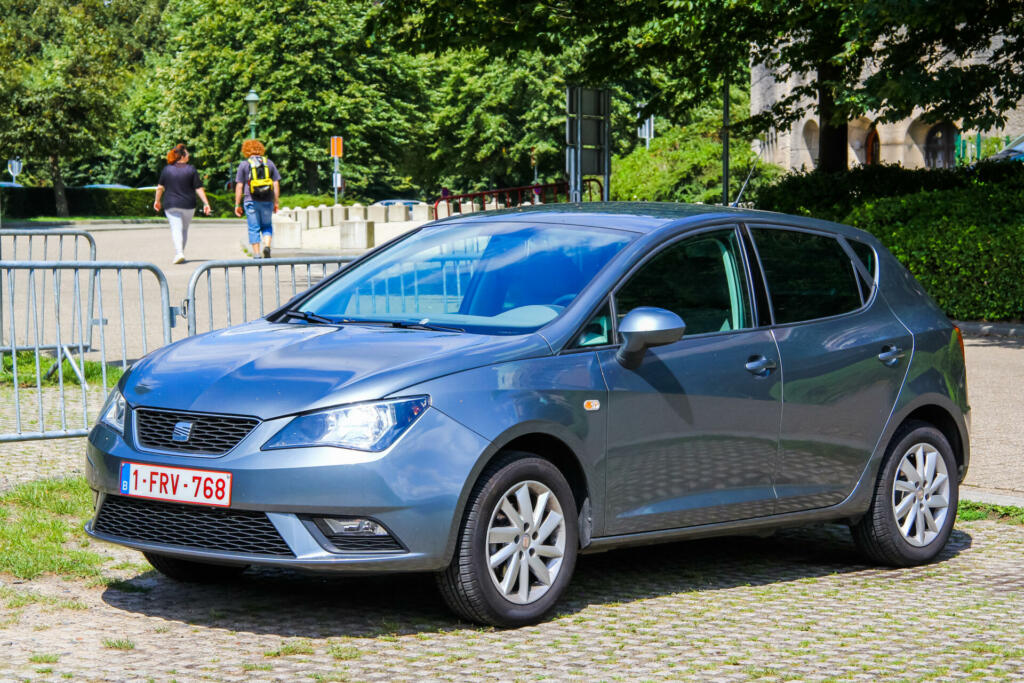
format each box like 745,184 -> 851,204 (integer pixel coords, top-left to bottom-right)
245,200 -> 274,243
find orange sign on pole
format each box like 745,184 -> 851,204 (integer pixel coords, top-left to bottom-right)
330,136 -> 344,158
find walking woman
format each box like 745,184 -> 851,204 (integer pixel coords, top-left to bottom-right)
154,143 -> 211,264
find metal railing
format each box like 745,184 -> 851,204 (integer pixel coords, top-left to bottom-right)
0,229 -> 99,355
183,256 -> 353,335
434,179 -> 603,217
1,260 -> 172,442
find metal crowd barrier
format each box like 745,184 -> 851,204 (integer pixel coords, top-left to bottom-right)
0,229 -> 99,355
183,256 -> 353,335
0,261 -> 172,442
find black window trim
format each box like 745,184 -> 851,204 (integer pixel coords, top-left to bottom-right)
744,222 -> 879,328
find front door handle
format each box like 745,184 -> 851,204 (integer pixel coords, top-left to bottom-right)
878,345 -> 905,367
745,355 -> 777,377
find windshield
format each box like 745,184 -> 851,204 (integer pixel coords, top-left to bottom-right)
1009,134 -> 1024,152
298,221 -> 633,334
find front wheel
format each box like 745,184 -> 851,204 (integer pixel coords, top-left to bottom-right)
851,421 -> 959,566
437,453 -> 578,627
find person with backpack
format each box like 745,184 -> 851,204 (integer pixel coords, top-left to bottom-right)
234,139 -> 281,258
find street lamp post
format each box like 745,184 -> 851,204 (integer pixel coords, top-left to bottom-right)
244,89 -> 260,139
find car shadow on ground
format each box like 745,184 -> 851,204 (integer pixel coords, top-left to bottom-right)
100,523 -> 972,637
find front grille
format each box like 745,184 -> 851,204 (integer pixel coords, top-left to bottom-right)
94,495 -> 294,557
134,408 -> 259,455
324,534 -> 403,552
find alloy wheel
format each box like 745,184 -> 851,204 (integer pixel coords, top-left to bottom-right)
485,480 -> 567,605
891,442 -> 951,547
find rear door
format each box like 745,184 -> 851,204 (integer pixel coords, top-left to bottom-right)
747,225 -> 912,513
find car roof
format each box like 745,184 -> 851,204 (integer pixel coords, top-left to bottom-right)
431,201 -> 873,242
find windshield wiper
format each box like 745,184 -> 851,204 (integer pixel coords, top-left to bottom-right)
281,309 -> 337,325
339,318 -> 464,333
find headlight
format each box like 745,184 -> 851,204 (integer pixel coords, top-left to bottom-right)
263,396 -> 429,452
100,389 -> 127,434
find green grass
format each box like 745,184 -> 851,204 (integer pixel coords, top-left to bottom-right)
264,640 -> 314,657
958,500 -> 1024,525
0,477 -> 108,579
328,645 -> 363,660
103,638 -> 135,650
29,653 -> 59,664
1,350 -> 125,388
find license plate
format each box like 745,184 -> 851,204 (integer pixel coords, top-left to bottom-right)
119,462 -> 232,507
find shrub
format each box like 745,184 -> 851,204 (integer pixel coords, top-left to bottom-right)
847,185 -> 1024,321
755,161 -> 1024,222
0,188 -> 236,219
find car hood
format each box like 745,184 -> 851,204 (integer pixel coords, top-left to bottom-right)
123,320 -> 551,419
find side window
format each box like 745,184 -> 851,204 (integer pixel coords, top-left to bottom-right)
752,228 -> 862,324
615,229 -> 752,336
571,300 -> 613,348
849,240 -> 877,301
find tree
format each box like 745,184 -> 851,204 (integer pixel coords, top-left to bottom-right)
146,0 -> 430,199
370,0 -> 1024,173
0,0 -> 166,214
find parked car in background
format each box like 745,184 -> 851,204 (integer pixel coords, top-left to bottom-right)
371,198 -> 425,207
81,183 -> 133,189
0,181 -> 23,188
988,133 -> 1024,162
85,203 -> 969,626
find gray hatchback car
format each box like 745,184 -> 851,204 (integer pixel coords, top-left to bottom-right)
86,203 -> 969,626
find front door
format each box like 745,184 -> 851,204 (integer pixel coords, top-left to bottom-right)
601,227 -> 782,535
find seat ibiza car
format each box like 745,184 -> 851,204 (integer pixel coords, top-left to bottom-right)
86,203 -> 969,626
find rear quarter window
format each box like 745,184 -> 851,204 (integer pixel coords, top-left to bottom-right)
752,228 -> 863,324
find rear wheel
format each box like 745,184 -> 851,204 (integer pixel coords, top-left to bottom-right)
144,552 -> 248,583
851,421 -> 959,566
437,452 -> 578,627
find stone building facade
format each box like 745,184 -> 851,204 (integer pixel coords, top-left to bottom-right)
751,65 -> 1024,171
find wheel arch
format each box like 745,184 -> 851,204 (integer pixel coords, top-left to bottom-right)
440,422 -> 594,566
897,404 -> 966,479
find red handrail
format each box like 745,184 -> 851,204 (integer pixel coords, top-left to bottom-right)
433,179 -> 603,217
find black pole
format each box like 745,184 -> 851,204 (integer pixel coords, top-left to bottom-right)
723,77 -> 730,206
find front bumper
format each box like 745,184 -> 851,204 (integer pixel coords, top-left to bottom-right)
84,406 -> 490,573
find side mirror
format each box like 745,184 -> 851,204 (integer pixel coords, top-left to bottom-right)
616,307 -> 686,369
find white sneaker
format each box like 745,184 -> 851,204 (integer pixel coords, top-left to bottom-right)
173,254 -> 186,264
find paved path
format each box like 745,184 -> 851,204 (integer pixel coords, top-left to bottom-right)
1,521 -> 1023,681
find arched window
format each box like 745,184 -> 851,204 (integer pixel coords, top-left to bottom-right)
925,123 -> 957,169
865,128 -> 880,165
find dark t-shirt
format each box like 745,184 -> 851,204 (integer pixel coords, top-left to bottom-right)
158,163 -> 202,210
235,157 -> 281,202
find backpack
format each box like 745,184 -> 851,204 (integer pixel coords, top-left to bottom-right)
248,156 -> 275,201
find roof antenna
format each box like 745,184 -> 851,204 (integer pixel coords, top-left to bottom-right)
732,161 -> 758,207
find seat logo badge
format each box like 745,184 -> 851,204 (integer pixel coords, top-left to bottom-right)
171,421 -> 194,442
583,400 -> 600,412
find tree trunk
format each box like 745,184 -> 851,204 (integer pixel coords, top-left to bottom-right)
50,155 -> 69,217
304,160 -> 319,194
816,65 -> 848,173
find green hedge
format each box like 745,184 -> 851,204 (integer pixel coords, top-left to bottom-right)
0,188 -> 236,219
755,161 -> 1024,222
847,186 -> 1024,321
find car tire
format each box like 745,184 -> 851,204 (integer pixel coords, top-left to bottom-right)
436,451 -> 579,627
851,421 -> 959,567
144,552 -> 248,583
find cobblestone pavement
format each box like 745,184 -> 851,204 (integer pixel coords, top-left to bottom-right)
1,522 -> 1023,682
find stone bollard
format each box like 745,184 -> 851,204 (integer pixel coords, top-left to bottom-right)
318,204 -> 332,228
460,201 -> 476,214
387,204 -> 409,222
332,204 -> 347,225
411,204 -> 434,221
348,203 -> 367,221
435,202 -> 450,219
307,206 -> 321,229
297,207 -> 310,229
367,203 -> 388,223
484,199 -> 499,212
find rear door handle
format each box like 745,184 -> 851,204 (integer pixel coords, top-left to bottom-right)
878,345 -> 905,366
745,355 -> 777,376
